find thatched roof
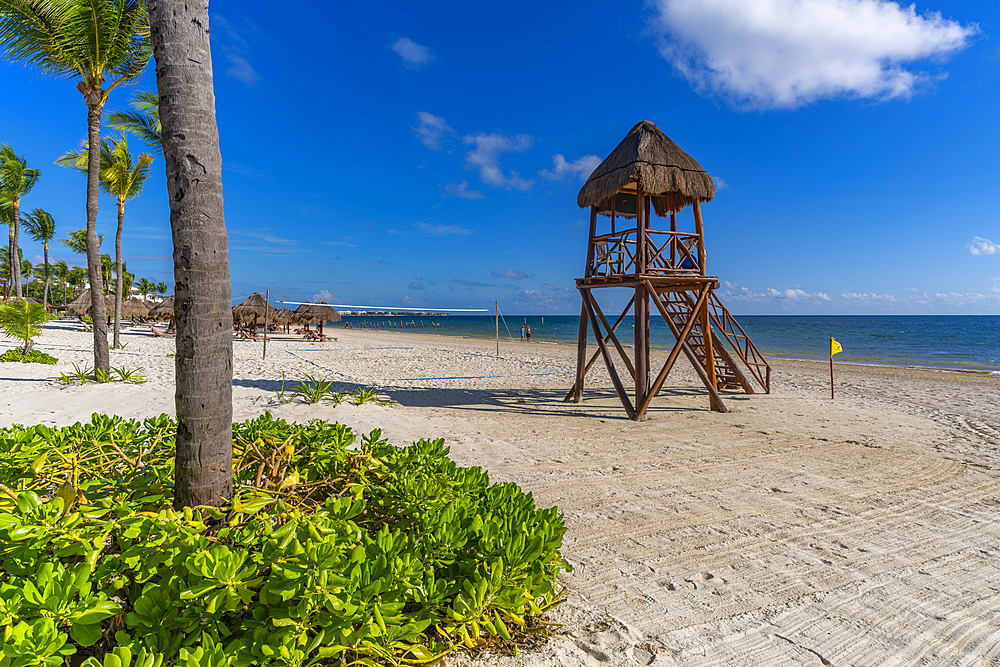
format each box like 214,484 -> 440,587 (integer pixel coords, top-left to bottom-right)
148,295 -> 174,319
66,289 -> 92,316
577,120 -> 715,216
273,307 -> 295,325
293,301 -> 341,324
232,293 -> 278,324
120,297 -> 150,319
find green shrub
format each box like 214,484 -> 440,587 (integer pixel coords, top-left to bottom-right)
0,413 -> 570,666
0,349 -> 58,364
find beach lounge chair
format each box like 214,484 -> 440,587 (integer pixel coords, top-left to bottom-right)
150,325 -> 175,338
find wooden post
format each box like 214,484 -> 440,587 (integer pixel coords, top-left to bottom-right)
571,297 -> 588,403
262,289 -> 269,360
669,193 -> 676,267
693,200 -> 707,277
634,185 -> 647,417
586,206 -> 597,278
495,300 -> 499,358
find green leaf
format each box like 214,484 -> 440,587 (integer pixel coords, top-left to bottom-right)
70,620 -> 104,647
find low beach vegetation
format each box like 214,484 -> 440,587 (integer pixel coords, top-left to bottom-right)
0,413 -> 570,666
50,363 -> 147,386
0,348 -> 58,364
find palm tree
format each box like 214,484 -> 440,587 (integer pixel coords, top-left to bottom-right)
57,135 -> 152,345
155,281 -> 166,300
149,0 -> 233,508
108,90 -> 162,156
0,298 -> 49,354
136,276 -> 150,299
22,208 -> 54,307
0,0 -> 151,373
67,264 -> 87,298
51,259 -> 68,305
0,145 -> 39,298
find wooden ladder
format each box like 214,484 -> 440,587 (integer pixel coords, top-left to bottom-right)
654,289 -> 771,394
656,290 -> 737,389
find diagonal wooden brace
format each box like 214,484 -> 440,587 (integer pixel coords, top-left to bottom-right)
582,289 -> 635,418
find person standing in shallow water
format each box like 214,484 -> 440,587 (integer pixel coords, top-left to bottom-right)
526,325 -> 531,342
520,324 -> 525,341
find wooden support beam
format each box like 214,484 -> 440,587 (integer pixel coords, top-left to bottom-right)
636,282 -> 711,419
591,296 -> 636,380
693,200 -> 707,277
582,289 -> 635,418
634,185 -> 648,417
565,295 -> 635,402
703,296 -> 716,392
585,206 -> 597,279
643,281 -> 728,415
570,298 -> 588,403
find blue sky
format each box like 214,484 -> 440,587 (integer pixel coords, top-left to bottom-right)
1,0 -> 998,314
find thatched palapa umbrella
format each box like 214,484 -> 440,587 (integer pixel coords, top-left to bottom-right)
120,297 -> 150,319
232,293 -> 278,332
273,307 -> 295,332
148,295 -> 174,320
292,301 -> 340,335
66,289 -> 92,317
577,120 -> 715,216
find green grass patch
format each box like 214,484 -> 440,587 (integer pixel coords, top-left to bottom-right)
0,413 -> 570,666
0,349 -> 58,364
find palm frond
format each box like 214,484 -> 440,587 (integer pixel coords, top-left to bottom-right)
22,207 -> 55,243
107,106 -> 161,155
0,0 -> 150,94
0,143 -> 41,197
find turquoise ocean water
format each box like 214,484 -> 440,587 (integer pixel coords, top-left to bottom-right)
337,315 -> 1000,373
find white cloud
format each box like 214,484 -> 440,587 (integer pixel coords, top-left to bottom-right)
212,15 -> 260,86
442,181 -> 484,200
391,37 -> 435,69
408,282 -> 424,290
401,296 -> 426,307
491,268 -> 532,279
652,0 -> 977,109
226,54 -> 259,86
712,176 -> 728,190
968,236 -> 999,256
232,228 -> 298,245
992,278 -> 1000,294
313,290 -> 333,302
413,112 -> 454,151
463,132 -> 534,190
415,221 -> 472,236
540,154 -> 602,181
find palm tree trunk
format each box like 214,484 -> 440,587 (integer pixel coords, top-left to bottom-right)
11,198 -> 21,298
114,199 -> 124,347
42,243 -> 49,309
84,100 -> 110,373
7,226 -> 13,295
149,0 -> 234,509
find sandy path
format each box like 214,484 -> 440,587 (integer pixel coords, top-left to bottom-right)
2,321 -> 999,665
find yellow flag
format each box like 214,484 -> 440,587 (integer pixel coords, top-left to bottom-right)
830,337 -> 843,357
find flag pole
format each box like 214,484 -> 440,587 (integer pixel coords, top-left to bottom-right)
829,336 -> 834,400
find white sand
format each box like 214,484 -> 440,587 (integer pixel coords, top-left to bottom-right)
3,320 -> 1000,665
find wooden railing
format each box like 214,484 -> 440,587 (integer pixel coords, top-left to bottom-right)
591,229 -> 703,276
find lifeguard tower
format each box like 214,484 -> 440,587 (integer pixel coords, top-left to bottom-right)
566,121 -> 770,419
